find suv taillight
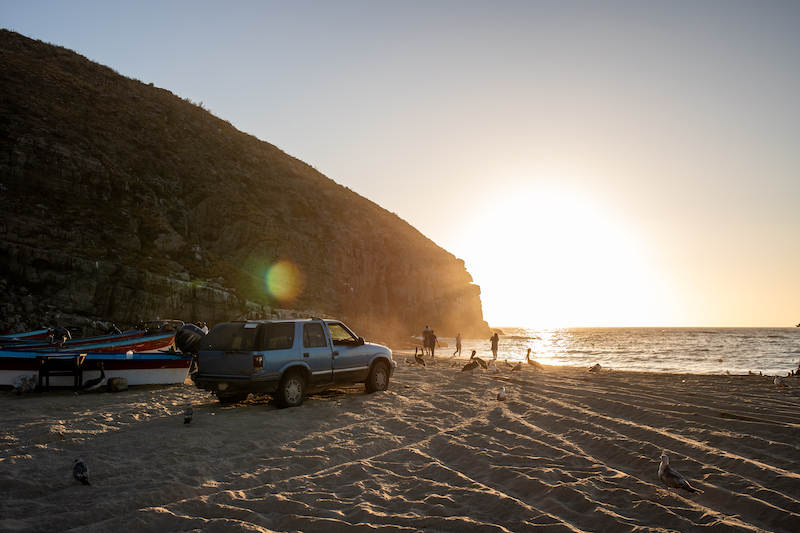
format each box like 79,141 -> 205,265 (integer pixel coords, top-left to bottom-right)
253,354 -> 263,370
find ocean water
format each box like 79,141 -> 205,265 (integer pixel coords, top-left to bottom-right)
442,327 -> 800,376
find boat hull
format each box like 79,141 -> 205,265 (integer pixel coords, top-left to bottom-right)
0,350 -> 194,387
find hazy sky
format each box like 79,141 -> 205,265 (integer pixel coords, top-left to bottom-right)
4,1 -> 799,327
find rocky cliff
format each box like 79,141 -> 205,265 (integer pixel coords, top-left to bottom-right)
0,30 -> 490,342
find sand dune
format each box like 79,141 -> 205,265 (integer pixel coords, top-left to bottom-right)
2,351 -> 799,532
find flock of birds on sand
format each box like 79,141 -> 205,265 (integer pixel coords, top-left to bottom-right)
60,341 -> 790,494
405,348 -> 551,375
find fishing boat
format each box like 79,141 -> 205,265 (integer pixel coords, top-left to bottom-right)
0,330 -> 147,350
2,331 -> 176,353
0,349 -> 194,388
0,328 -> 50,341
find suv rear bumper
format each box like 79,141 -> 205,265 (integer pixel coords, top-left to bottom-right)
191,372 -> 279,396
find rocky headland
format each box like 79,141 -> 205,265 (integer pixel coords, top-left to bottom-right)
0,30 -> 490,342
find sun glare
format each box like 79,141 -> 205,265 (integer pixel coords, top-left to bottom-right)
265,260 -> 304,302
451,181 -> 677,327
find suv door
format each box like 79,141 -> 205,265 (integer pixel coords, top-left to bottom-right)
301,321 -> 334,387
327,321 -> 371,383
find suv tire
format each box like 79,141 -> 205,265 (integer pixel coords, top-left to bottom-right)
276,369 -> 306,408
365,360 -> 390,393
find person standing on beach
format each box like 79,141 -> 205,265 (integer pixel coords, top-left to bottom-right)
454,333 -> 462,356
429,330 -> 440,358
422,325 -> 432,356
490,332 -> 499,360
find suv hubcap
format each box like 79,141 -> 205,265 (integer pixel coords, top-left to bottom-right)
286,380 -> 302,402
375,369 -> 387,389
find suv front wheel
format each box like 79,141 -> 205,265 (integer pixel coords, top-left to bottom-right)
365,361 -> 390,393
276,369 -> 306,408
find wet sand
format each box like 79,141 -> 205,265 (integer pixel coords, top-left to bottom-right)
2,351 -> 799,532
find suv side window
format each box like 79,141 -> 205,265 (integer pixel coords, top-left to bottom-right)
264,323 -> 295,350
303,323 -> 328,348
327,322 -> 358,345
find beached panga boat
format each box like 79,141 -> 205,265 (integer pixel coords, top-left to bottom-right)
0,349 -> 194,388
0,328 -> 50,341
0,330 -> 147,350
1,331 -> 176,353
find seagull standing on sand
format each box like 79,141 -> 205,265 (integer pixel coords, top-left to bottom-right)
490,362 -> 502,374
589,363 -> 601,373
774,376 -> 789,388
510,361 -> 522,372
73,458 -> 90,485
184,403 -> 194,424
658,454 -> 702,494
82,363 -> 106,391
526,349 -> 544,371
497,386 -> 506,401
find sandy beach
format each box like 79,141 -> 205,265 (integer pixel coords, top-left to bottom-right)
2,351 -> 799,533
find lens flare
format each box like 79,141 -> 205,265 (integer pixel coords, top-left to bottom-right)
265,260 -> 304,302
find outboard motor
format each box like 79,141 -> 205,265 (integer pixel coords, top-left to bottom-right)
47,326 -> 71,345
175,323 -> 205,355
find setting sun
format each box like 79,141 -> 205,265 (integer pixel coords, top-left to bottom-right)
451,180 -> 680,327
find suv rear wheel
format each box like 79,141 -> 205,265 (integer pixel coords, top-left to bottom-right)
365,361 -> 390,393
276,369 -> 306,408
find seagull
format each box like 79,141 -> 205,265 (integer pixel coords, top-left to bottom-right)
73,458 -> 90,485
526,349 -> 544,371
184,403 -> 194,424
774,376 -> 789,388
490,362 -> 502,374
589,363 -> 601,373
461,359 -> 480,375
83,363 -> 106,391
496,386 -> 506,401
414,347 -> 426,366
510,361 -> 522,372
502,359 -> 514,368
658,454 -> 702,494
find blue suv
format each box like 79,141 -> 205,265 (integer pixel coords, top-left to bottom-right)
191,318 -> 396,407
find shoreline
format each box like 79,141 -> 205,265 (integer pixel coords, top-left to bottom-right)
2,359 -> 799,532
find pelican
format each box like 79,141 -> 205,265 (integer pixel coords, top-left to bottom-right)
82,363 -> 106,391
526,348 -> 543,371
658,454 -> 702,494
414,347 -> 426,366
461,360 -> 480,375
